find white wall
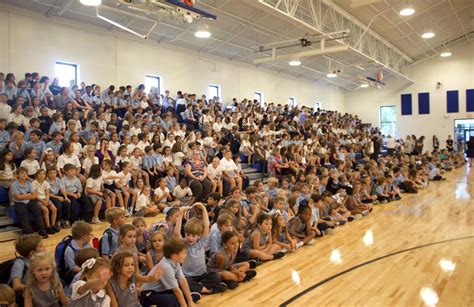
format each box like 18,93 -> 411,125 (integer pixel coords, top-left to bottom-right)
345,42 -> 474,149
0,7 -> 345,111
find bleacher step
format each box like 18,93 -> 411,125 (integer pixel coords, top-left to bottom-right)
247,173 -> 266,180
0,216 -> 14,227
242,167 -> 259,174
0,226 -> 22,242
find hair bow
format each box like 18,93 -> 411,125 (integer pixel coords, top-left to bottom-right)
81,258 -> 96,270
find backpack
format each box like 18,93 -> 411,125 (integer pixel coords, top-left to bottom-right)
0,258 -> 16,284
98,229 -> 113,257
55,235 -> 76,283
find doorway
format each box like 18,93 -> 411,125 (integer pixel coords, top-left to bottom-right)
454,118 -> 474,152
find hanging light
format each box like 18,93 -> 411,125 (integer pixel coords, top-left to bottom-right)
289,60 -> 301,66
195,24 -> 211,38
399,2 -> 415,16
326,72 -> 337,78
440,51 -> 452,57
421,32 -> 435,39
80,0 -> 102,6
360,83 -> 369,88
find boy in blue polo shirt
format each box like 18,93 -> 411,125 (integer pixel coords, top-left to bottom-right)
27,129 -> 46,161
141,238 -> 200,306
61,163 -> 84,224
0,119 -> 10,149
101,207 -> 127,260
12,167 -> 48,238
64,221 -> 93,275
174,203 -> 226,294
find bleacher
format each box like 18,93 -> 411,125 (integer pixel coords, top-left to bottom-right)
0,186 -> 22,242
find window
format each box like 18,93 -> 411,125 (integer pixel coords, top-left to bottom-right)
314,102 -> 321,110
254,92 -> 263,104
380,106 -> 397,137
289,97 -> 296,107
55,61 -> 78,87
208,84 -> 220,100
145,75 -> 161,95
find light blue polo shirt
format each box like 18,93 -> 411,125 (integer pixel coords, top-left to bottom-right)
142,257 -> 184,292
182,237 -> 207,277
12,180 -> 34,204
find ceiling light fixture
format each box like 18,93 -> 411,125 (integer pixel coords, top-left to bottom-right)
399,4 -> 415,16
80,0 -> 102,6
421,32 -> 435,39
440,51 -> 452,57
289,60 -> 301,66
360,83 -> 369,88
326,73 -> 337,78
195,24 -> 211,38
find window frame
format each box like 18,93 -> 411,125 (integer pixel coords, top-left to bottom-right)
208,84 -> 220,100
289,97 -> 296,107
254,92 -> 263,104
55,61 -> 78,87
145,74 -> 161,95
379,105 -> 397,137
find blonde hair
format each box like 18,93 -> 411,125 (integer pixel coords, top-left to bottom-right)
105,207 -> 125,224
0,284 -> 15,304
184,218 -> 204,236
26,253 -> 61,300
267,177 -> 279,185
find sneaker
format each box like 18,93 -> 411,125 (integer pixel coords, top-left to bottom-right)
125,210 -> 131,217
190,292 -> 201,303
47,227 -> 55,235
307,239 -> 316,245
354,214 -> 363,220
381,200 -> 388,204
348,216 -> 355,222
248,260 -> 258,269
90,217 -> 102,225
224,280 -> 239,290
373,200 -> 380,205
40,233 -> 49,239
210,283 -> 227,293
243,270 -> 257,282
279,248 -> 288,253
62,220 -> 70,228
338,220 -> 347,226
296,241 -> 304,249
361,210 -> 369,216
273,251 -> 285,260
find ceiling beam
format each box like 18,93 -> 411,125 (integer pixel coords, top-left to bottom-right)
57,0 -> 75,16
253,45 -> 350,65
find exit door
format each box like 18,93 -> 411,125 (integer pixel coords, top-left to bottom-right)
465,129 -> 474,142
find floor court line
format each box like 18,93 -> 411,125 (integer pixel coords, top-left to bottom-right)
280,235 -> 474,306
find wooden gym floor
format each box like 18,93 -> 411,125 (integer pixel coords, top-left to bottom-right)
0,166 -> 473,306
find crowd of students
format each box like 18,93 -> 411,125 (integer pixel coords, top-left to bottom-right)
0,71 -> 466,307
